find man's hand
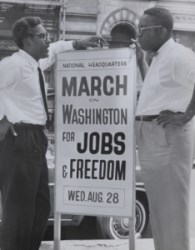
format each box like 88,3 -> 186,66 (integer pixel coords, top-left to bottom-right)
0,116 -> 17,141
134,42 -> 144,65
74,36 -> 108,49
157,110 -> 191,128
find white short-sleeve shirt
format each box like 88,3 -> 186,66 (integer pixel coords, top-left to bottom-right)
136,38 -> 195,116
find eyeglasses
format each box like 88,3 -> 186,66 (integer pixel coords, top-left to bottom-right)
27,33 -> 50,42
138,25 -> 163,36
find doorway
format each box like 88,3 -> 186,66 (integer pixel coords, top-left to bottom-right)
109,23 -> 136,48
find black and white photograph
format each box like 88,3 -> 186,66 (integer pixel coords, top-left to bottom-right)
0,0 -> 195,250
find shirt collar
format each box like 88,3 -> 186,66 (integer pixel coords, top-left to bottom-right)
157,37 -> 175,56
18,49 -> 39,70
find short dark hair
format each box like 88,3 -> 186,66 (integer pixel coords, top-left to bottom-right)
12,16 -> 42,49
144,7 -> 173,34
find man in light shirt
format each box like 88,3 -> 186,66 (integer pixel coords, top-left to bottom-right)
0,16 -> 104,250
135,7 -> 195,250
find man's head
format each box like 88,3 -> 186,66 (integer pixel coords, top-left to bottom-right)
12,16 -> 51,61
138,7 -> 173,52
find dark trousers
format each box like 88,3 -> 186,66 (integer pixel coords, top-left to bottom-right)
0,124 -> 51,250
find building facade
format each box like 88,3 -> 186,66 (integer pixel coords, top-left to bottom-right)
0,0 -> 195,83
0,0 -> 195,51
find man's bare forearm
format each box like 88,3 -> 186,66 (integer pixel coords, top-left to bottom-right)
138,58 -> 148,80
157,84 -> 195,127
184,84 -> 195,120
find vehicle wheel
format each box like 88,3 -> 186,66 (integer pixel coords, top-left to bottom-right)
96,195 -> 149,239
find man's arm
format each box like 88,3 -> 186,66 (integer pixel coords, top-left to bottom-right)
0,59 -> 18,140
73,36 -> 107,50
157,84 -> 195,127
132,41 -> 148,80
0,59 -> 20,91
40,36 -> 107,70
157,50 -> 195,127
0,116 -> 17,141
137,55 -> 148,81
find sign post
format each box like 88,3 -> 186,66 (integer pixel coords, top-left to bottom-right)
54,47 -> 136,249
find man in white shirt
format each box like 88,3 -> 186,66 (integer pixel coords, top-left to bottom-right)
135,7 -> 195,250
0,16 -> 104,250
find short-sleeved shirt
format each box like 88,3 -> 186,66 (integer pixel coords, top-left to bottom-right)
136,38 -> 195,116
0,40 -> 73,124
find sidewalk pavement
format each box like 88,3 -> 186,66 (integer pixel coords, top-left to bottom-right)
40,238 -> 195,250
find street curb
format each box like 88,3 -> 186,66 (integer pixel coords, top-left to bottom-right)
40,238 -> 195,250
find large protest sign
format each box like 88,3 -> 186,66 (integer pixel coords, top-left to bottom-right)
54,47 -> 136,217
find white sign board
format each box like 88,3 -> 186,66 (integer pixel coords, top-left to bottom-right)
55,48 -> 136,217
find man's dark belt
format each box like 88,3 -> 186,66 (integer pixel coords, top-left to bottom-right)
135,115 -> 159,121
14,123 -> 45,130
